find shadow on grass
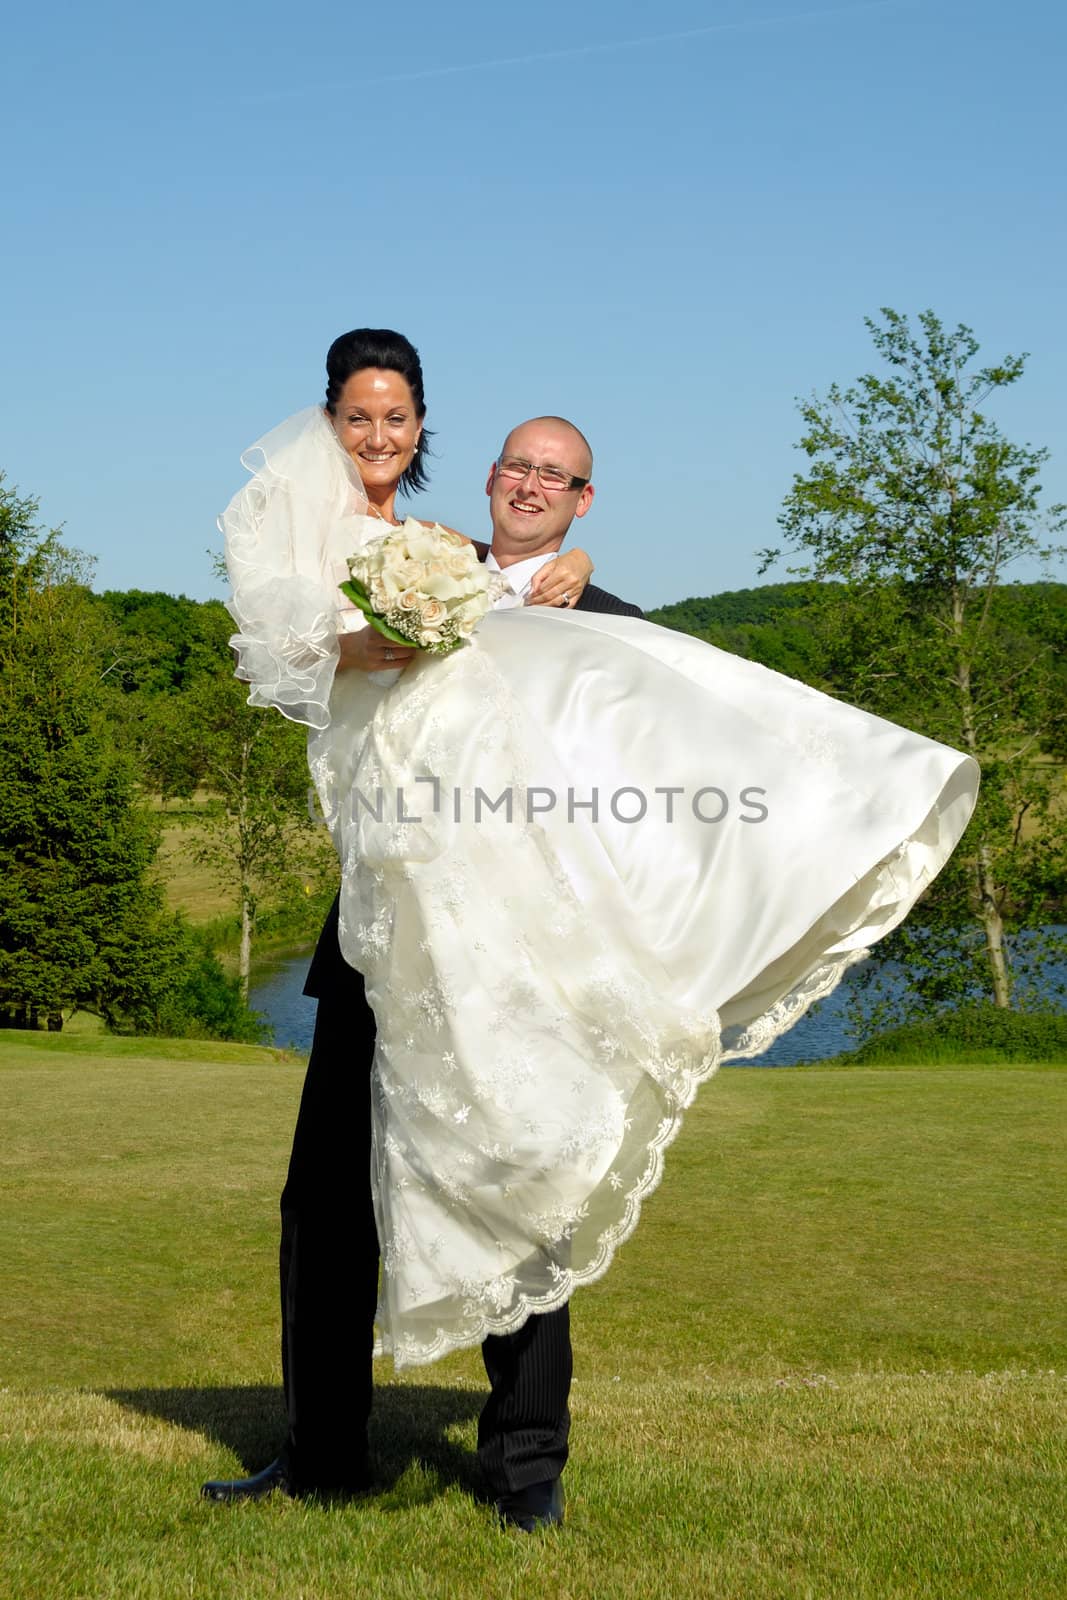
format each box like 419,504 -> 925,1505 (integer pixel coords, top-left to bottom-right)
105,1383 -> 487,1502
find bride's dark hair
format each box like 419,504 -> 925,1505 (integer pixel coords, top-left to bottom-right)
325,327 -> 433,497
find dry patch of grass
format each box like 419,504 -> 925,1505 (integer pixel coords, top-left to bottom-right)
151,805 -> 336,931
153,815 -> 235,923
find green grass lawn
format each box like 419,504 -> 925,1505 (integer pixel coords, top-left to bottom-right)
1,1036 -> 1063,1599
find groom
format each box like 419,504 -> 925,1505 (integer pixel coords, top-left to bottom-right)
202,417 -> 642,1530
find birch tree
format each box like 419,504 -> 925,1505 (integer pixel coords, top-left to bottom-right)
764,309 -> 1066,1014
175,669 -> 318,998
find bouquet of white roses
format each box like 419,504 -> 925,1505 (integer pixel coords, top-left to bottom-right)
340,518 -> 491,654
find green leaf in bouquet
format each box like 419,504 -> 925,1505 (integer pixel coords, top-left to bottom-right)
339,579 -> 415,646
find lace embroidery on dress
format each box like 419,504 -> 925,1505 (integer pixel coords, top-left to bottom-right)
339,643 -> 724,1366
720,949 -> 869,1059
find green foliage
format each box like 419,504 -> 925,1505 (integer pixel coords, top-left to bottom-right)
93,588 -> 233,695
650,579 -> 1067,715
90,589 -> 236,791
648,581 -> 835,683
0,506 -> 154,1027
151,927 -> 270,1043
0,474 -> 54,636
160,667 -> 323,994
768,307 -> 1065,584
0,477 -> 265,1042
839,1004 -> 1067,1064
135,691 -> 210,803
56,563 -> 338,994
764,307 -> 1067,1018
649,580 -> 827,633
116,610 -> 322,968
201,883 -> 338,957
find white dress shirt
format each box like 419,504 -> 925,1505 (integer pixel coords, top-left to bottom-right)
485,550 -> 562,610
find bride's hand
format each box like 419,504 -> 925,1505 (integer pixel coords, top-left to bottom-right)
526,548 -> 594,608
338,626 -> 417,673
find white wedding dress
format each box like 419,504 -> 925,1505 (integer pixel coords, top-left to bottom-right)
223,407 -> 979,1368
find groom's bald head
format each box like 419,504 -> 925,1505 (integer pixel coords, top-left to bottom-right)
499,416 -> 593,479
487,415 -> 596,564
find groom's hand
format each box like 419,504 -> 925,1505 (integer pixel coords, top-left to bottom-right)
526,548 -> 593,608
337,627 -> 417,673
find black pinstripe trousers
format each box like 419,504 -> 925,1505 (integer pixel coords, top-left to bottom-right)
279,909 -> 571,1494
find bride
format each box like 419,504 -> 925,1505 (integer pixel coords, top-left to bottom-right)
223,331 -> 979,1372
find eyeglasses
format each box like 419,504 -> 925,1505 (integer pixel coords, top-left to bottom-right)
495,455 -> 590,493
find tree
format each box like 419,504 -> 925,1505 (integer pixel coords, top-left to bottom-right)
0,477 -> 264,1037
162,668 -> 326,999
0,488 -> 151,1026
763,308 -> 1067,1016
648,582 -> 835,686
84,573 -> 335,1001
88,590 -> 235,801
92,589 -> 233,696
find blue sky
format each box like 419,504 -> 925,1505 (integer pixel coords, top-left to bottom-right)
3,0 -> 1065,608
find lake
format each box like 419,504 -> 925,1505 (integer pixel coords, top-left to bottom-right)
251,923 -> 1066,1064
249,950 -> 863,1066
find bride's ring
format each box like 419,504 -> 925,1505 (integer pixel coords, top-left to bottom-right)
561,593 -> 572,607
385,648 -> 394,661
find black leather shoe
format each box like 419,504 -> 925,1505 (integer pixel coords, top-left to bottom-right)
201,1454 -> 374,1504
496,1476 -> 565,1532
201,1457 -> 296,1503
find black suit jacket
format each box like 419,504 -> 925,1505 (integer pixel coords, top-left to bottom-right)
304,578 -> 643,999
573,582 -> 643,619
